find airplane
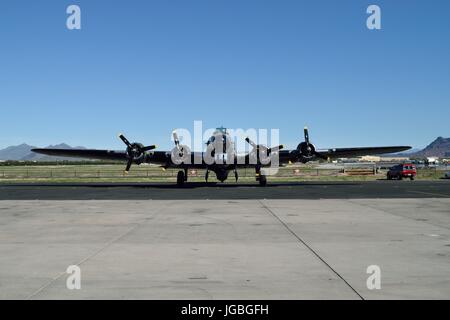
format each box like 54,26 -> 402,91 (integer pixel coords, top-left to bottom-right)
32,127 -> 411,186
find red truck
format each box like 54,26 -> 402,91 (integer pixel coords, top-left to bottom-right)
387,164 -> 417,180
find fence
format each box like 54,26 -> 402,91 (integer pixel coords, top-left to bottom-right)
0,165 -> 446,180
0,166 -> 343,179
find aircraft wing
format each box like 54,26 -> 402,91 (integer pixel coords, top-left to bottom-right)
31,148 -> 129,161
32,148 -> 172,165
32,145 -> 412,165
315,146 -> 411,159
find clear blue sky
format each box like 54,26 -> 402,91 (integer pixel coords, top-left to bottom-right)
1,0 -> 449,151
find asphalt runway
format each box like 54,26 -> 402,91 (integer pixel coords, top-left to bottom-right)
0,180 -> 449,200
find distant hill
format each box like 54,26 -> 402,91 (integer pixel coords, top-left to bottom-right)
412,137 -> 450,158
0,143 -> 86,161
388,148 -> 421,157
0,143 -> 36,161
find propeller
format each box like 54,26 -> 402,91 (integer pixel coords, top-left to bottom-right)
245,137 -> 283,164
296,127 -> 327,161
304,127 -> 310,144
118,133 -> 156,173
172,131 -> 181,151
245,137 -> 258,149
171,131 -> 191,165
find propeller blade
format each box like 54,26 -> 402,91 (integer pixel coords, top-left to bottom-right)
142,145 -> 157,152
304,127 -> 310,144
268,145 -> 284,153
125,158 -> 133,173
245,137 -> 258,149
173,131 -> 180,149
119,133 -> 132,147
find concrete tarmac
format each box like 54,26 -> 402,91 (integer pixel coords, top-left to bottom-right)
0,197 -> 449,299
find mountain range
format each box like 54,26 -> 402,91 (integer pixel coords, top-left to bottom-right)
0,143 -> 86,161
411,137 -> 450,158
0,137 -> 449,161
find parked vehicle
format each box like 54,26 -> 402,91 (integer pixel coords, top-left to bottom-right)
387,164 -> 417,180
445,172 -> 450,179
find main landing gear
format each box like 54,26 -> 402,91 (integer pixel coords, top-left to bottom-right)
258,175 -> 267,186
255,167 -> 267,187
177,168 -> 188,186
178,168 -> 267,186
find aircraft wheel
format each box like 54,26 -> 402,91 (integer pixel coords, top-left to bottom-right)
177,170 -> 185,186
259,175 -> 267,187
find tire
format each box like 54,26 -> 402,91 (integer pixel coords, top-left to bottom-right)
410,176 -> 415,181
398,175 -> 403,180
177,170 -> 185,186
259,175 -> 267,187
387,174 -> 391,180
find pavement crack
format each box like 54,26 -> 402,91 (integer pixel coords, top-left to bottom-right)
258,200 -> 365,300
25,201 -> 171,300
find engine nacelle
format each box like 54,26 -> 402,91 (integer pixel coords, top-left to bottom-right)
296,142 -> 316,163
127,143 -> 146,164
